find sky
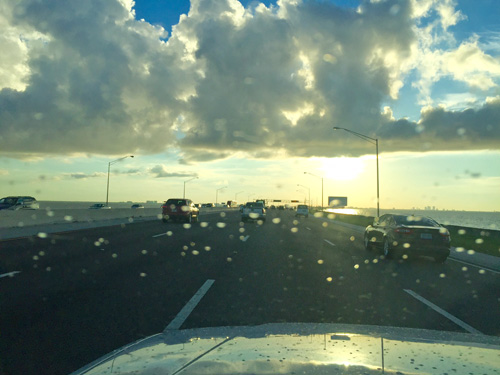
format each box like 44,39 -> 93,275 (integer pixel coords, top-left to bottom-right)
0,0 -> 499,211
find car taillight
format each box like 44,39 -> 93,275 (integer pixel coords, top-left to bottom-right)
395,227 -> 413,234
439,229 -> 450,240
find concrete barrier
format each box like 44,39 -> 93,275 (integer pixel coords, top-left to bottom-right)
0,208 -> 160,229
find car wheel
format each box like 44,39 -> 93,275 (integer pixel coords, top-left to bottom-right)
383,238 -> 393,259
364,234 -> 372,251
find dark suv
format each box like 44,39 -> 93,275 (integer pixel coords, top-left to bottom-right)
0,196 -> 39,210
162,199 -> 199,223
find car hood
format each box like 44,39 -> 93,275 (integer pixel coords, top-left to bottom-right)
72,323 -> 500,375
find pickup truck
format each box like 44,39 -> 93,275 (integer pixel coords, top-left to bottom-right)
241,202 -> 266,222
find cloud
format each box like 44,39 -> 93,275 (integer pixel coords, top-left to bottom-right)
0,0 -> 498,162
150,165 -> 197,178
66,172 -> 106,179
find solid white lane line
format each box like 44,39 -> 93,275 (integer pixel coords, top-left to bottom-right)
404,289 -> 483,335
0,271 -> 21,278
448,257 -> 500,275
152,232 -> 168,238
324,239 -> 336,246
165,279 -> 215,331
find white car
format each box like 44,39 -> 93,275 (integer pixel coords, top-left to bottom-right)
295,204 -> 309,218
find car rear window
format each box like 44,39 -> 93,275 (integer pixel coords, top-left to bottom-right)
298,205 -> 308,209
394,215 -> 439,227
166,199 -> 187,206
246,202 -> 264,208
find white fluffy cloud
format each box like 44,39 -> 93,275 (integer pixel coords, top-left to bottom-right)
0,0 -> 498,161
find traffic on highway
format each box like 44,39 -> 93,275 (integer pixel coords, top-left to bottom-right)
1,207 -> 499,374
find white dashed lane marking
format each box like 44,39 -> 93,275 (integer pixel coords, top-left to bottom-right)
165,279 -> 215,331
404,289 -> 483,335
324,239 -> 336,246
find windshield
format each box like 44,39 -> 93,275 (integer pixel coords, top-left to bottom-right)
394,215 -> 440,227
1,1 -> 499,374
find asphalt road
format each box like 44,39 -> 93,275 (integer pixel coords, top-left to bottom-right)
1,209 -> 499,375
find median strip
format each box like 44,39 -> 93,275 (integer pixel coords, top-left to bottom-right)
404,289 -> 483,335
165,279 -> 215,331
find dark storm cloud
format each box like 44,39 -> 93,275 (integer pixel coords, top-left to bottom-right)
0,0 -> 498,161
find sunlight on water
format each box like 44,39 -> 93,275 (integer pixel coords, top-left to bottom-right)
324,208 -> 359,215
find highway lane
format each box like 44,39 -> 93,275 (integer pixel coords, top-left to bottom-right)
1,209 -> 499,375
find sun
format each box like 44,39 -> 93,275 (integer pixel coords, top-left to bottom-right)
320,157 -> 365,181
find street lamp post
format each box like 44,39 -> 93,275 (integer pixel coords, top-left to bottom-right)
106,155 -> 134,206
183,177 -> 199,198
333,126 -> 380,217
304,172 -> 323,209
216,186 -> 227,205
297,184 -> 311,205
235,191 -> 244,201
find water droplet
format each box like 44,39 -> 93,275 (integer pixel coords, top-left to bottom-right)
461,267 -> 468,272
272,218 -> 281,224
322,222 -> 328,228
402,254 -> 409,259
293,220 -> 299,225
46,267 -> 52,272
354,264 -> 359,269
33,255 -> 39,261
217,222 -> 226,228
141,250 -> 148,255
458,229 -> 466,235
220,212 -> 226,218
349,236 -> 355,241
192,250 -> 199,255
204,246 -> 211,251
291,227 -> 298,233
227,257 -> 233,262
326,277 -> 333,282
181,252 -> 186,257
467,249 -> 476,255
439,273 -> 446,278
403,243 -> 411,249
37,232 -> 48,238
64,215 -> 73,221
239,228 -> 245,233
183,245 -> 189,250
112,253 -> 118,258
39,251 -> 45,256
456,247 -> 465,252
200,222 -> 209,228
478,269 -> 486,275
81,269 -> 87,274
46,211 -> 54,217
140,272 -> 147,277
317,259 -> 324,265
167,231 -> 173,236
94,241 -> 101,246
314,212 -> 323,218
183,223 -> 192,229
475,238 -> 484,244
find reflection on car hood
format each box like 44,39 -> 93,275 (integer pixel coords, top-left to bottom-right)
72,323 -> 500,375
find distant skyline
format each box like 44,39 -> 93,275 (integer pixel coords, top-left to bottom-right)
0,0 -> 499,211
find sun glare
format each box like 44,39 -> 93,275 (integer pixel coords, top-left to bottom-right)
320,157 -> 365,181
